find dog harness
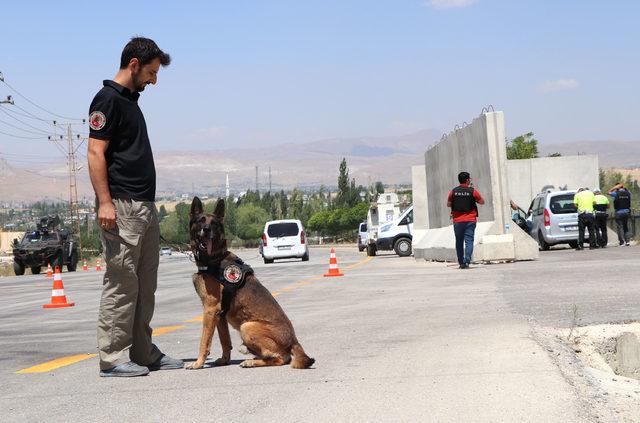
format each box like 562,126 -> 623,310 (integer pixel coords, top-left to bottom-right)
197,253 -> 254,317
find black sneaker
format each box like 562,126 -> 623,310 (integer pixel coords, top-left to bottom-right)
148,354 -> 184,371
100,361 -> 149,377
459,263 -> 469,269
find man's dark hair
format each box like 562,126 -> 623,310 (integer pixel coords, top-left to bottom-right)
120,37 -> 171,69
458,171 -> 470,184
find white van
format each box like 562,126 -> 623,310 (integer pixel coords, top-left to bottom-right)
357,222 -> 367,252
260,219 -> 309,264
368,205 -> 413,257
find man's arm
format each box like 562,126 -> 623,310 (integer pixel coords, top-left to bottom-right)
88,138 -> 116,230
446,191 -> 452,208
474,190 -> 485,205
608,183 -> 623,194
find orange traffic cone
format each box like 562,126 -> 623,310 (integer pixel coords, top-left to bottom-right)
323,248 -> 344,277
45,263 -> 53,278
95,259 -> 102,271
82,259 -> 88,271
43,266 -> 75,308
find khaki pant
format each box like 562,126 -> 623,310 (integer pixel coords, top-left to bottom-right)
97,199 -> 162,370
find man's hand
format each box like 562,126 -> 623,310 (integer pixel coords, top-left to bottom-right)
98,201 -> 117,230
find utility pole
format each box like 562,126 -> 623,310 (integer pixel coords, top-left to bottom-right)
268,166 -> 272,193
225,173 -> 230,199
67,124 -> 83,258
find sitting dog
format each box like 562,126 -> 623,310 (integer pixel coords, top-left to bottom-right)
185,196 -> 315,370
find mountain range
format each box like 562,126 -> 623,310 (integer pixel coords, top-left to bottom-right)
1,132 -> 639,203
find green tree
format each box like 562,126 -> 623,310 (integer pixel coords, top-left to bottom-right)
506,132 -> 539,160
547,152 -> 562,157
236,204 -> 269,241
158,205 -> 168,221
337,158 -> 350,207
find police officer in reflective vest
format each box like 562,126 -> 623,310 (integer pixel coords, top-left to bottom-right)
447,172 -> 485,269
608,183 -> 632,246
593,189 -> 610,248
572,188 -> 597,250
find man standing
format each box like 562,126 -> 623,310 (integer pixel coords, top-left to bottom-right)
573,188 -> 597,250
608,183 -> 632,246
447,172 -> 485,269
593,189 -> 610,248
88,37 -> 183,377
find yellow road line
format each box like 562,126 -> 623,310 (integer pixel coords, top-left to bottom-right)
343,256 -> 374,270
17,254 -> 373,374
152,325 -> 185,335
16,353 -> 97,374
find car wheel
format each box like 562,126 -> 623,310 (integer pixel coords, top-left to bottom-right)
538,231 -> 550,251
264,258 -> 274,264
13,261 -> 25,276
394,237 -> 412,257
301,253 -> 309,262
67,251 -> 77,272
358,245 -> 365,252
366,244 -> 377,256
31,266 -> 41,275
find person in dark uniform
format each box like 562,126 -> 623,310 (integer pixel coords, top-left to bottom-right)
608,183 -> 632,246
447,172 -> 485,269
593,189 -> 610,248
87,37 -> 183,377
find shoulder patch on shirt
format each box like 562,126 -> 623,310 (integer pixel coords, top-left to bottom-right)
89,111 -> 106,131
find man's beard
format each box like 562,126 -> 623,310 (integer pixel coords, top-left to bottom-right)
132,70 -> 147,92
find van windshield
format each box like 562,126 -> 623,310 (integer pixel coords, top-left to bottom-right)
267,223 -> 299,237
549,194 -> 577,214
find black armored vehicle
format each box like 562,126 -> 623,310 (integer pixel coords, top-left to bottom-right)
12,216 -> 79,275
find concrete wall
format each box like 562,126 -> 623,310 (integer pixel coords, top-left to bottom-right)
413,111 -> 539,262
424,112 -> 509,231
507,155 -> 599,211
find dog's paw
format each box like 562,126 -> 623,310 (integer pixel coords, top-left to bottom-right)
238,344 -> 251,355
239,359 -> 256,368
185,360 -> 205,370
213,356 -> 230,366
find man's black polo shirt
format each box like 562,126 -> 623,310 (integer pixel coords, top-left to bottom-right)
89,80 -> 156,201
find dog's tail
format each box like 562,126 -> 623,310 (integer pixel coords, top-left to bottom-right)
290,341 -> 315,369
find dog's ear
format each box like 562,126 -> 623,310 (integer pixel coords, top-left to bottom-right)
190,196 -> 203,218
213,198 -> 225,220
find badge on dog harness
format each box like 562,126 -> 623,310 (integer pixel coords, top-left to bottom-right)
197,258 -> 254,318
223,264 -> 243,284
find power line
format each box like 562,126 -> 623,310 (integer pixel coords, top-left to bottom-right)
0,106 -> 54,134
0,71 -> 83,121
0,103 -> 58,124
0,128 -> 47,140
0,117 -> 51,136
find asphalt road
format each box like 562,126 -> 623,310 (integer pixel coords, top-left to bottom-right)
0,245 -> 638,422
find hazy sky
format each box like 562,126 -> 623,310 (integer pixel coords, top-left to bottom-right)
1,0 -> 639,161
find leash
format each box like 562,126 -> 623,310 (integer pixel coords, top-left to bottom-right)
159,234 -> 195,262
